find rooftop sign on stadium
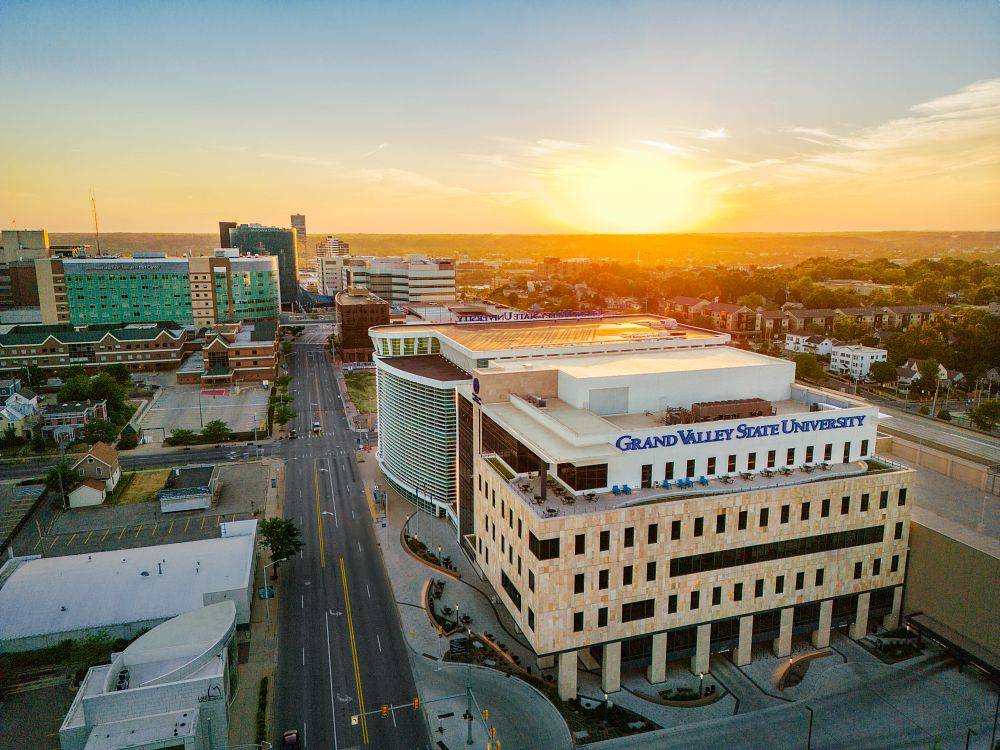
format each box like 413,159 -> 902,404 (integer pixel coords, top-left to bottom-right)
615,415 -> 867,451
455,310 -> 603,324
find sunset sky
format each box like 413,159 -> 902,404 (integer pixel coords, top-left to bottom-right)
1,1 -> 998,234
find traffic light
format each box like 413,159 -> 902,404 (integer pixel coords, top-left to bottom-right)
381,704 -> 389,718
412,697 -> 421,711
482,708 -> 489,721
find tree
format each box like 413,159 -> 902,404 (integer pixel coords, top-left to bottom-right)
31,431 -> 49,452
936,408 -> 951,421
88,373 -> 127,416
83,419 -> 117,444
25,363 -> 45,389
0,424 -> 20,448
275,375 -> 291,389
46,460 -> 81,504
282,341 -> 293,356
169,428 -> 197,446
869,360 -> 896,385
832,315 -> 874,343
58,375 -> 92,403
274,404 -> 296,427
969,400 -> 1000,431
201,420 -> 231,443
794,353 -> 825,382
117,430 -> 139,450
105,363 -> 133,385
258,518 -> 304,577
913,358 -> 942,396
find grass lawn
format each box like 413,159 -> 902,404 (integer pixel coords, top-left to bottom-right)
111,469 -> 169,505
344,370 -> 377,414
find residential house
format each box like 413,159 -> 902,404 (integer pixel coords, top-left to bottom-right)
68,442 -> 121,507
701,301 -> 756,334
833,307 -> 888,329
785,333 -> 840,357
884,305 -> 948,330
664,296 -> 709,316
0,378 -> 39,438
785,308 -> 839,333
829,344 -> 888,380
896,359 -> 963,389
756,310 -> 788,340
40,400 -> 108,444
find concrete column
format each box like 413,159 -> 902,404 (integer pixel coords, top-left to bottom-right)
735,615 -> 753,666
537,655 -> 555,670
690,623 -> 711,675
647,632 -> 667,684
772,607 -> 794,657
557,650 -> 577,701
883,586 -> 903,630
812,600 -> 833,648
602,641 -> 622,693
851,591 -> 871,640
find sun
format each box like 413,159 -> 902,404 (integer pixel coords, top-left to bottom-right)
541,152 -> 712,233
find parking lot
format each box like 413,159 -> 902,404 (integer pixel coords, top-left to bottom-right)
139,382 -> 269,442
26,462 -> 270,559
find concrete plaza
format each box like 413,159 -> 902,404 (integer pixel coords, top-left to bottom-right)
139,383 -> 269,441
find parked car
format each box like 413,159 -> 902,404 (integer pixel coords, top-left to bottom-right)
281,730 -> 300,748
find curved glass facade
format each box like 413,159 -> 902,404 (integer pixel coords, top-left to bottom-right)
375,364 -> 457,515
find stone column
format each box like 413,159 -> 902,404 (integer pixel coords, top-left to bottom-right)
602,641 -> 622,693
690,623 -> 711,675
882,586 -> 903,630
537,655 -> 555,670
851,591 -> 870,640
772,607 -> 793,657
647,632 -> 667,683
735,615 -> 753,666
812,600 -> 833,648
557,650 -> 577,701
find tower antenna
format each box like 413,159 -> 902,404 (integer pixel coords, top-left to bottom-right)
90,189 -> 102,256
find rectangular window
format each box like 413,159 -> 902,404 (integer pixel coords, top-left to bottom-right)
872,558 -> 881,576
898,488 -> 907,506
528,608 -> 535,631
775,575 -> 785,594
841,496 -> 850,515
853,561 -> 862,580
646,561 -> 656,582
815,568 -> 824,586
795,571 -> 804,590
598,607 -> 608,627
767,450 -> 776,468
806,445 -> 814,463
621,599 -> 655,623
573,611 -> 584,632
786,448 -> 795,466
890,554 -> 899,573
860,493 -> 870,512
648,523 -> 658,544
716,513 -> 726,534
801,501 -> 811,521
728,454 -> 737,473
599,569 -> 609,589
821,498 -> 830,518
668,594 -> 677,614
712,586 -> 722,606
894,521 -> 904,540
574,573 -> 585,594
686,459 -> 696,478
664,461 -> 674,481
707,456 -> 716,475
690,590 -> 700,609
528,532 -> 560,560
694,517 -> 704,537
738,510 -> 748,530
671,520 -> 681,540
733,582 -> 743,601
754,578 -> 764,598
623,565 -> 633,586
747,452 -> 757,470
824,443 -> 832,462
600,530 -> 610,551
880,490 -> 888,509
780,504 -> 790,524
529,570 -> 535,591
759,507 -> 769,528
843,442 -> 851,462
861,439 -> 869,457
624,527 -> 635,548
501,572 -> 522,610
575,533 -> 586,555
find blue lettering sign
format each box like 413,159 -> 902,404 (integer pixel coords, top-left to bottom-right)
615,415 -> 866,451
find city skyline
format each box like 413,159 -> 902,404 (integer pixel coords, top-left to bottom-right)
1,1 -> 998,233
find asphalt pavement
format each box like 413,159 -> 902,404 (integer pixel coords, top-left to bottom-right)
271,336 -> 429,749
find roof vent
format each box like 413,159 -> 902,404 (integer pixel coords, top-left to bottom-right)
140,571 -> 149,577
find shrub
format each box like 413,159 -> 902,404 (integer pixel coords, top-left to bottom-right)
937,408 -> 951,421
917,406 -> 930,415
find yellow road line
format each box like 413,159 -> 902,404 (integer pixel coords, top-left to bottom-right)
101,529 -> 111,542
313,463 -> 326,568
183,518 -> 191,533
134,524 -> 143,538
117,527 -> 128,541
167,520 -> 175,535
84,530 -> 93,545
340,557 -> 368,745
66,533 -> 76,546
313,362 -> 325,431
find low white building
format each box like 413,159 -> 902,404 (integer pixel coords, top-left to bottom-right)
785,333 -> 839,356
829,344 -> 887,379
60,601 -> 237,750
0,520 -> 256,652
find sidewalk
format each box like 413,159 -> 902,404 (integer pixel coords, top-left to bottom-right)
227,458 -> 283,747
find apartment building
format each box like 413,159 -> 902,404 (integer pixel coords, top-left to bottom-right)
346,255 -> 455,304
335,288 -> 389,363
40,400 -> 108,443
829,344 -> 888,379
457,337 -> 910,699
176,321 -> 278,385
35,252 -> 280,327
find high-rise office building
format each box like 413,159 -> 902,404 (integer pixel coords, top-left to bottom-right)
1,229 -> 50,264
316,236 -> 350,257
228,223 -> 299,307
318,255 -> 349,296
290,214 -> 307,251
218,221 -> 237,249
345,255 -> 455,304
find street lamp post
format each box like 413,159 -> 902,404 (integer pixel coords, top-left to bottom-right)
805,705 -> 814,750
698,672 -> 704,698
262,558 -> 287,627
965,727 -> 975,750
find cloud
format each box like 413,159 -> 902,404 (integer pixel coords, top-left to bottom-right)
638,139 -> 696,157
481,190 -> 531,206
362,143 -> 388,158
258,152 -> 337,168
698,127 -> 729,140
355,167 -> 474,196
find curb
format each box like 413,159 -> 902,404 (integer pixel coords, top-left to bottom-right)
399,523 -> 461,580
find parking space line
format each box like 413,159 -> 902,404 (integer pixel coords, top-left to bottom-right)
33,537 -> 42,550
66,533 -> 76,546
48,537 -> 60,552
200,516 -> 206,530
151,523 -> 158,537
184,518 -> 191,533
118,527 -> 128,541
84,530 -> 94,545
101,528 -> 111,542
168,520 -> 175,535
135,524 -> 143,538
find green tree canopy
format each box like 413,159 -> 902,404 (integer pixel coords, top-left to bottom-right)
258,518 -> 304,576
969,400 -> 1000,432
46,460 -> 82,502
201,420 -> 231,443
169,428 -> 197,445
869,360 -> 897,385
794,353 -> 826,382
83,419 -> 117,444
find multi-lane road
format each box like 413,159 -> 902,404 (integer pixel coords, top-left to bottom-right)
271,334 -> 428,749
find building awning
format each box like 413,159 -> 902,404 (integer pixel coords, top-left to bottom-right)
905,611 -> 1000,683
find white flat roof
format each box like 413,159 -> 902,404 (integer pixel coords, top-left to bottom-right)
0,522 -> 255,642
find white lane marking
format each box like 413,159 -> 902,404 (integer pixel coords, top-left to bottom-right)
351,508 -> 356,519
322,458 -> 340,528
392,708 -> 397,727
376,633 -> 382,653
366,583 -> 370,599
303,720 -> 307,748
302,647 -> 306,665
325,611 -> 340,750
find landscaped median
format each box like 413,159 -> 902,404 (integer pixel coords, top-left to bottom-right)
776,650 -> 833,690
401,526 -> 461,579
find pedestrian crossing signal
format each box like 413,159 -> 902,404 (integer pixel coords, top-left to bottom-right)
381,704 -> 389,718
